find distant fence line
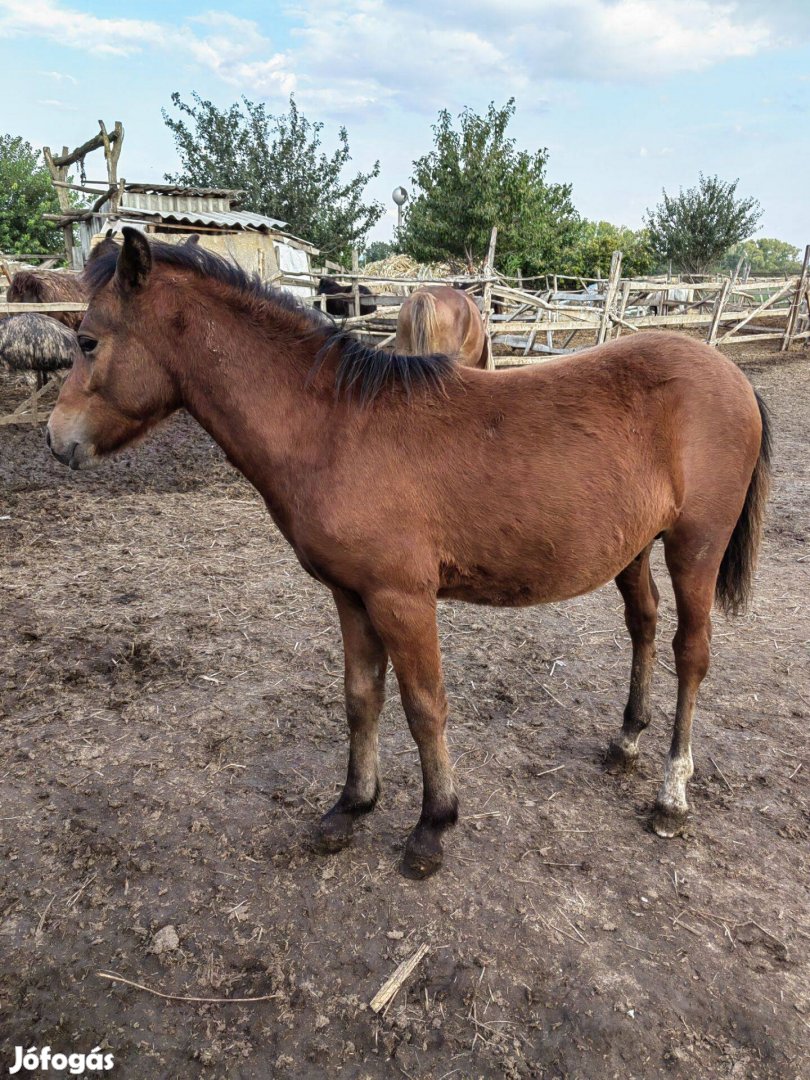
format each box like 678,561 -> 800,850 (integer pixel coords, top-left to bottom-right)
293,244 -> 810,359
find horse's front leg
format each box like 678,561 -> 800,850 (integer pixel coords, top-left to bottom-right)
314,589 -> 388,853
365,589 -> 458,878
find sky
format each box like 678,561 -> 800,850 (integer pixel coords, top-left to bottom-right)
1,0 -> 808,249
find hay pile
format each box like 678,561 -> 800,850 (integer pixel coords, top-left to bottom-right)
362,254 -> 469,293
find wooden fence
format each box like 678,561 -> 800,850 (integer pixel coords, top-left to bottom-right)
293,242 -> 810,362
2,244 -> 808,425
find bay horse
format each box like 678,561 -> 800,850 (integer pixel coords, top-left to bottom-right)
7,268 -> 87,331
47,230 -> 770,878
396,286 -> 487,368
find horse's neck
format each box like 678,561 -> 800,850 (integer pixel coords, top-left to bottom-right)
172,313 -> 331,500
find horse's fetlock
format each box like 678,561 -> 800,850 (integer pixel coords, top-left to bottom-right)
422,793 -> 459,831
605,738 -> 640,773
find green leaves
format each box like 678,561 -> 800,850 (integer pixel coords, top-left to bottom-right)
0,135 -> 63,256
162,93 -> 384,264
362,240 -> 398,264
722,237 -> 802,276
645,174 -> 763,277
564,221 -> 655,279
400,100 -> 580,275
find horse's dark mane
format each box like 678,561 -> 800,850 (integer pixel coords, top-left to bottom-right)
317,329 -> 455,402
84,238 -> 455,403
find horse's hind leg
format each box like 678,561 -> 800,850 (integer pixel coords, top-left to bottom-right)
606,543 -> 659,771
651,529 -> 718,837
314,589 -> 388,853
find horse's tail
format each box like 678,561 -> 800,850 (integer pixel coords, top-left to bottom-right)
715,391 -> 772,615
406,292 -> 440,355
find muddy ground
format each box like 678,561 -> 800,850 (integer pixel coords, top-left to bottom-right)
0,341 -> 808,1079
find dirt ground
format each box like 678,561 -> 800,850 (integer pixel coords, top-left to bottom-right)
0,340 -> 808,1079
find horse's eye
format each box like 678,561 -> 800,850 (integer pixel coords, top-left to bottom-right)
78,335 -> 98,355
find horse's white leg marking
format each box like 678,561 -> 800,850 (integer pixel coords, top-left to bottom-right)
653,747 -> 694,837
612,727 -> 644,761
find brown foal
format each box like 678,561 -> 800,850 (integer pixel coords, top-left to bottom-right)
395,285 -> 488,368
47,231 -> 770,877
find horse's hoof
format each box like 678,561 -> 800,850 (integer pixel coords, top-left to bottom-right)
402,828 -> 444,879
311,812 -> 355,854
605,740 -> 639,774
649,803 -> 688,838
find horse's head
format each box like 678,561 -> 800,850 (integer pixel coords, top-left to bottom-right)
47,229 -> 180,470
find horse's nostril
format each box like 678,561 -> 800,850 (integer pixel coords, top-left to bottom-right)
45,428 -> 52,449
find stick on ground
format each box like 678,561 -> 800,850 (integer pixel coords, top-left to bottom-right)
96,971 -> 279,1004
370,944 -> 429,1014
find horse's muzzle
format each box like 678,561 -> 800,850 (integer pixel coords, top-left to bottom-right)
46,425 -> 84,470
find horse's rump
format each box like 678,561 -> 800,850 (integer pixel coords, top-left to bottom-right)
396,286 -> 485,367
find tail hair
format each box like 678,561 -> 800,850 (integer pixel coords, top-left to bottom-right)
405,291 -> 440,355
715,391 -> 772,615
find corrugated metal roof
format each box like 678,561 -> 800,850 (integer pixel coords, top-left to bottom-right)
116,204 -> 288,232
124,183 -> 245,199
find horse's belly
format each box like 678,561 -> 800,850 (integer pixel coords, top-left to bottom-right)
438,580 -> 562,606
438,569 -> 617,607
437,518 -> 667,606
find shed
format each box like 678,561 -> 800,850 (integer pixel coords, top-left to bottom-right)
42,122 -> 319,297
79,184 -> 318,299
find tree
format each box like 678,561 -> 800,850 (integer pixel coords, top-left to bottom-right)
400,100 -> 580,275
361,240 -> 399,265
722,237 -> 802,277
565,221 -> 655,279
163,93 -> 384,264
645,174 -> 762,277
0,135 -> 63,255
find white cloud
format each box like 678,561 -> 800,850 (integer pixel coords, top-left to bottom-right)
36,98 -> 78,110
275,0 -> 798,117
0,0 -> 296,91
286,0 -> 783,112
1,0 -> 807,119
0,0 -> 159,55
38,69 -> 78,84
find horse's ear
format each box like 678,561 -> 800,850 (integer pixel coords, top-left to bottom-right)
183,234 -> 200,247
116,227 -> 152,292
89,234 -> 118,262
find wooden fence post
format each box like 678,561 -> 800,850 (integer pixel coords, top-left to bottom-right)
351,248 -> 361,317
597,251 -> 622,344
523,306 -> 542,357
614,280 -> 631,339
481,227 -> 498,370
706,279 -> 732,345
43,146 -> 76,269
781,244 -> 810,352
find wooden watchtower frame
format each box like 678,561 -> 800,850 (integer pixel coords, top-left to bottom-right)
42,120 -> 125,269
